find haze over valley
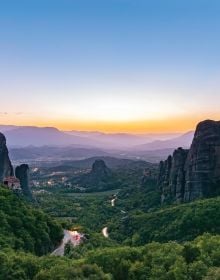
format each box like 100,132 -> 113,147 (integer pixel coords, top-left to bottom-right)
0,125 -> 194,165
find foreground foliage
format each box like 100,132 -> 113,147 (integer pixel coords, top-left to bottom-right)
0,186 -> 63,255
0,233 -> 219,279
1,180 -> 220,279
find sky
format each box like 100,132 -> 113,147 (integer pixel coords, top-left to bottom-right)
0,0 -> 220,133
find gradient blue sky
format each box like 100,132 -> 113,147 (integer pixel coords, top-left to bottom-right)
0,0 -> 220,132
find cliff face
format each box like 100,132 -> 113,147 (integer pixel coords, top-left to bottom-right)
170,148 -> 188,202
158,155 -> 172,202
0,132 -> 13,182
0,132 -> 32,199
158,148 -> 188,203
184,120 -> 220,202
15,164 -> 33,200
158,120 -> 220,203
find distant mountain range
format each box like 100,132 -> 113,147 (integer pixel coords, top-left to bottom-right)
65,130 -> 182,148
2,126 -> 102,148
133,131 -> 194,151
0,125 -> 192,148
0,125 -> 194,163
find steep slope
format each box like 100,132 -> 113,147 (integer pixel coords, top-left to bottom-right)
0,186 -> 63,255
184,120 -> 220,201
109,196 -> 220,245
158,120 -> 220,203
158,147 -> 189,203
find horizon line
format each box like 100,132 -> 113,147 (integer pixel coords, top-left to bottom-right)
0,122 -> 196,135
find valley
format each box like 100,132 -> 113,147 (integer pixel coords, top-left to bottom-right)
0,120 -> 220,279
2,1 -> 220,278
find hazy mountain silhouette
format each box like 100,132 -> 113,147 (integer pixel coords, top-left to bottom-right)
0,125 -> 193,154
66,130 -> 182,148
134,131 -> 194,151
3,126 -> 103,147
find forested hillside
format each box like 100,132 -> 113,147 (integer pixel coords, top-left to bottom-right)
0,186 -> 63,255
109,196 -> 220,245
1,175 -> 220,279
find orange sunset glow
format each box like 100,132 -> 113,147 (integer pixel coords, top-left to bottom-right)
1,114 -> 219,133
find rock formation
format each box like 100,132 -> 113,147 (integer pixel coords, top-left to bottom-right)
80,159 -> 112,187
158,120 -> 220,203
158,155 -> 173,202
0,132 -> 32,199
169,148 -> 188,202
184,120 -> 220,202
72,160 -> 116,191
91,160 -> 111,179
15,164 -> 33,200
0,132 -> 13,182
158,149 -> 189,203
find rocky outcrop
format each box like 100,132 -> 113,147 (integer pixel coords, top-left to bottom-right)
80,159 -> 112,187
0,132 -> 32,199
184,120 -> 220,202
0,132 -> 13,182
72,160 -> 117,191
170,148 -> 188,202
158,149 -> 188,203
158,120 -> 220,203
15,164 -> 33,200
91,160 -> 111,178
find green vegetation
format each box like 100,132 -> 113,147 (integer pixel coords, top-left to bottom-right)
0,250 -> 111,280
36,183 -> 220,246
83,233 -> 220,280
36,191 -> 120,232
109,196 -> 220,245
35,182 -> 160,233
0,233 -> 220,279
1,174 -> 220,279
0,186 -> 63,255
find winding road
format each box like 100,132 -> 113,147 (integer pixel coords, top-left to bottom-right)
111,197 -> 116,207
54,194 -> 119,251
102,227 -> 109,238
102,195 -> 118,238
52,229 -> 83,256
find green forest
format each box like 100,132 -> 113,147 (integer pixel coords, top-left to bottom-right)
1,181 -> 220,279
